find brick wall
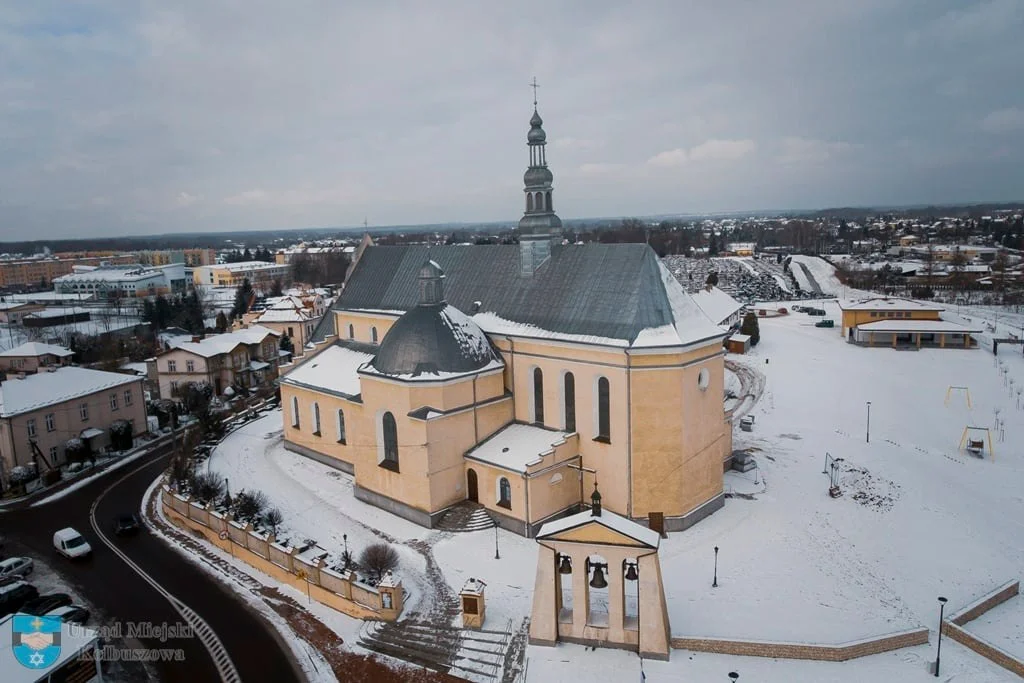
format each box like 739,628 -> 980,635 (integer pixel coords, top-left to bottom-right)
671,628 -> 928,662
943,622 -> 1024,677
950,580 -> 1019,626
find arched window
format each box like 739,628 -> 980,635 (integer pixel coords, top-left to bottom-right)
597,377 -> 610,442
290,396 -> 300,428
371,326 -> 378,343
527,193 -> 534,212
311,402 -> 321,435
336,409 -> 346,444
498,477 -> 512,509
563,372 -> 576,432
533,367 -> 544,425
348,323 -> 355,339
535,191 -> 544,211
546,191 -> 552,212
381,412 -> 399,471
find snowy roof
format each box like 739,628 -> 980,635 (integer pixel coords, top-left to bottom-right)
53,267 -> 163,283
730,333 -> 751,342
536,507 -> 661,549
24,307 -> 91,318
690,285 -> 744,326
257,306 -> 313,323
465,423 -> 571,473
281,343 -> 374,397
170,325 -> 278,357
208,261 -> 285,272
460,577 -> 486,595
0,366 -> 141,417
839,297 -> 944,312
0,342 -> 73,358
856,320 -> 983,334
324,244 -> 725,349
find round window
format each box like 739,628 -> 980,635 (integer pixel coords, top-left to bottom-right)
697,368 -> 710,391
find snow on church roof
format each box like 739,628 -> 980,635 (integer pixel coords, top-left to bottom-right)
281,343 -> 374,397
537,507 -> 661,549
465,423 -> 571,473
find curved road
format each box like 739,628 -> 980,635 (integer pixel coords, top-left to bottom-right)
2,445 -> 303,683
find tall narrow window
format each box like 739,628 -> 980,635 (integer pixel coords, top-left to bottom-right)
348,323 -> 355,339
597,377 -> 610,442
533,367 -> 544,425
371,327 -> 379,343
291,396 -> 300,428
312,402 -> 321,435
336,409 -> 346,444
498,477 -> 512,509
563,372 -> 576,432
381,412 -> 399,471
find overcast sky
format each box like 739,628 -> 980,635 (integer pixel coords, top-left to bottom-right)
1,1 -> 1023,240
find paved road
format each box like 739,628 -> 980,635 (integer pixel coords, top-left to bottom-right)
2,443 -> 303,683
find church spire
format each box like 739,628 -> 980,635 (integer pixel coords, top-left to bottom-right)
518,77 -> 563,276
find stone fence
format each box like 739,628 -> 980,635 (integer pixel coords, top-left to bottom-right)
942,580 -> 1023,677
671,627 -> 929,662
161,486 -> 403,622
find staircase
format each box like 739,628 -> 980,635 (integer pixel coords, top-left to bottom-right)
358,618 -> 514,682
436,501 -> 496,533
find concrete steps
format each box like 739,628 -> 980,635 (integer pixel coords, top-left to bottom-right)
436,501 -> 497,533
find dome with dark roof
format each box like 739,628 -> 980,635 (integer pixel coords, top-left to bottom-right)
369,261 -> 499,377
528,109 -> 546,143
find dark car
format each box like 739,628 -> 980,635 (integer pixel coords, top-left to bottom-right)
46,605 -> 90,625
113,513 -> 141,536
20,593 -> 73,616
0,581 -> 39,617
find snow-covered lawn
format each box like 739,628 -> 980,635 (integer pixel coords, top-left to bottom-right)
205,298 -> 1024,680
964,596 -> 1024,661
791,254 -> 847,295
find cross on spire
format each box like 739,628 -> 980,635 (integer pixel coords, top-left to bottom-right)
530,76 -> 539,107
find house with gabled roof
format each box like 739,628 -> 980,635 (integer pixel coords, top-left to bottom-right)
155,325 -> 280,399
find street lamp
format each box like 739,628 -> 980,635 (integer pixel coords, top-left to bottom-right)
712,546 -> 719,588
494,518 -> 500,560
728,673 -> 739,681
866,401 -> 871,443
934,596 -> 948,677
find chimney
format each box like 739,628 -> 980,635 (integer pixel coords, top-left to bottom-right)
191,336 -> 202,343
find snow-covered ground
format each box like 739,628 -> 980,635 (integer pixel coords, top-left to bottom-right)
790,254 -> 847,296
964,596 -> 1024,661
206,300 -> 1024,680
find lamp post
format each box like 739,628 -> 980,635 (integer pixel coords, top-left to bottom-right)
934,596 -> 948,677
712,546 -> 719,588
494,518 -> 500,560
728,673 -> 739,681
866,401 -> 871,443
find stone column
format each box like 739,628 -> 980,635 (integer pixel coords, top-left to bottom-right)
573,551 -> 590,632
608,553 -> 626,641
528,545 -> 558,646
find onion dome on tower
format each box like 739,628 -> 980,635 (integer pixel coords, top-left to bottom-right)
518,78 -> 563,276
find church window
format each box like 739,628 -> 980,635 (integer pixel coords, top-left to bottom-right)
348,323 -> 355,339
312,402 -> 321,435
372,326 -> 379,343
527,193 -> 534,212
546,191 -> 552,212
563,372 -> 576,432
381,411 -> 399,471
596,376 -> 610,442
291,396 -> 300,428
336,409 -> 347,444
533,367 -> 544,425
498,477 -> 512,509
535,191 -> 544,211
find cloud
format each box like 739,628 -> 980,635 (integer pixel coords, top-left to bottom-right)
577,162 -> 622,175
980,107 -> 1024,134
175,191 -> 202,207
907,0 -> 1021,46
647,139 -> 756,167
777,137 -> 857,164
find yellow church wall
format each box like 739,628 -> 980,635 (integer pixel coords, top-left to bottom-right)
525,460 -> 581,526
280,384 -> 366,469
333,310 -> 398,345
425,410 -> 485,512
466,461 -> 528,522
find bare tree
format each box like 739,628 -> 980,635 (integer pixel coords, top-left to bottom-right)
359,542 -> 399,584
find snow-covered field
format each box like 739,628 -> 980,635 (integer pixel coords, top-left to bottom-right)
790,254 -> 847,296
206,296 -> 1024,681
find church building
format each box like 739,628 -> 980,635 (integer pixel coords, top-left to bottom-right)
279,103 -> 732,536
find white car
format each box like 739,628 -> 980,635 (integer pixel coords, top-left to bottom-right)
0,557 -> 33,580
53,528 -> 92,559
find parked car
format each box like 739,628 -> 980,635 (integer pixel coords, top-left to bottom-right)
113,514 -> 141,537
20,593 -> 73,616
46,604 -> 90,625
0,581 -> 39,617
0,557 -> 34,581
815,319 -> 835,328
53,528 -> 92,559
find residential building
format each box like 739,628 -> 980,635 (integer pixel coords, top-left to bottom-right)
155,325 -> 281,398
838,297 -> 981,348
280,105 -> 732,538
136,248 -> 216,268
0,342 -> 74,374
193,261 -> 291,289
250,295 -> 321,356
0,367 -> 147,489
0,301 -> 43,324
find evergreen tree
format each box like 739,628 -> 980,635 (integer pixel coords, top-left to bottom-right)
270,279 -> 283,297
215,311 -> 229,333
279,333 -> 294,354
708,232 -> 720,256
740,312 -> 761,346
242,247 -> 253,261
231,279 -> 254,319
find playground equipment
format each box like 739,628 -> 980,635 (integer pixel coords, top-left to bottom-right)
958,426 -> 994,459
945,386 -> 973,409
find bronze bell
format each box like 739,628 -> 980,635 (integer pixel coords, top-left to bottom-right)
589,563 -> 608,589
558,555 -> 573,575
624,562 -> 638,582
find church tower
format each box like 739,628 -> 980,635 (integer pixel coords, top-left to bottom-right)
518,79 -> 563,276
